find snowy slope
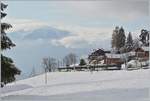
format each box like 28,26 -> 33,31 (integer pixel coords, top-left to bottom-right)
1,69 -> 150,101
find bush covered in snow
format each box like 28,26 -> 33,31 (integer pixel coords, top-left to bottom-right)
127,60 -> 141,70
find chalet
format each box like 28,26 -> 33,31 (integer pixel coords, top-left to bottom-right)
87,46 -> 149,70
88,48 -> 132,65
133,46 -> 149,61
88,48 -> 110,64
104,53 -> 124,65
104,47 -> 149,65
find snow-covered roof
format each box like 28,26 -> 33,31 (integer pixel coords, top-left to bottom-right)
106,52 -> 136,59
142,46 -> 149,51
126,52 -> 136,56
105,53 -> 122,58
58,66 -> 67,68
70,63 -> 79,67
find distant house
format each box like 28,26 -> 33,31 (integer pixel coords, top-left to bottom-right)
104,46 -> 149,65
88,48 -> 110,64
133,46 -> 149,61
88,48 -> 129,65
104,53 -> 124,65
88,46 -> 149,66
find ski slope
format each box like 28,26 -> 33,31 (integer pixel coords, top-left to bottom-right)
1,69 -> 150,101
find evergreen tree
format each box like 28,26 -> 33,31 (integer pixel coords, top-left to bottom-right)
139,29 -> 149,46
1,3 -> 21,87
117,27 -> 126,50
126,32 -> 133,52
132,38 -> 141,49
111,26 -> 126,52
111,26 -> 119,49
126,32 -> 133,45
79,59 -> 86,66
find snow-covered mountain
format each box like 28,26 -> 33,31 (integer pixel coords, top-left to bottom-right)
1,69 -> 150,101
24,26 -> 70,40
8,25 -> 70,40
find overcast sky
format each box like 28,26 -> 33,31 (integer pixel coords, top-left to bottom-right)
6,0 -> 149,28
5,0 -> 149,47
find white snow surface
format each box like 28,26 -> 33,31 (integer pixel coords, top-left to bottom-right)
1,69 -> 150,101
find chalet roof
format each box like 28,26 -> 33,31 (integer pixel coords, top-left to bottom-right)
133,47 -> 144,52
127,52 -> 136,56
89,48 -> 105,56
105,53 -> 122,58
133,46 -> 149,52
93,48 -> 105,52
104,51 -> 111,53
141,46 -> 149,51
89,48 -> 111,55
105,52 -> 135,59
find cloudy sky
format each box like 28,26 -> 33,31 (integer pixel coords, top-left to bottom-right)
3,0 -> 149,75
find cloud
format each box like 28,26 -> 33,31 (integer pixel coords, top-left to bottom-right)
4,18 -> 142,49
4,17 -> 144,49
3,17 -> 49,33
51,26 -> 113,48
51,36 -> 87,48
3,17 -> 114,49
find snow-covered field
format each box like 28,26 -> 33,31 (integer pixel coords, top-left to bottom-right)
1,69 -> 150,101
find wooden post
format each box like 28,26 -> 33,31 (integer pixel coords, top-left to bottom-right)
45,68 -> 47,85
74,64 -> 76,71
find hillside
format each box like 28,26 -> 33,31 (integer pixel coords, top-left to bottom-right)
1,69 -> 150,101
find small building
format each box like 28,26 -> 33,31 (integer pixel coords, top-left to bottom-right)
141,46 -> 149,57
88,48 -> 110,64
133,46 -> 149,61
103,51 -> 136,65
104,53 -> 124,65
88,46 -> 149,67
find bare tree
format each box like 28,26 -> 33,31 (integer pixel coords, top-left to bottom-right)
43,57 -> 57,72
29,67 -> 36,77
57,60 -> 60,70
42,57 -> 57,84
63,55 -> 70,67
63,53 -> 77,70
42,58 -> 49,84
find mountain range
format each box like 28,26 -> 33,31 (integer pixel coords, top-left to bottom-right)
8,26 -> 70,40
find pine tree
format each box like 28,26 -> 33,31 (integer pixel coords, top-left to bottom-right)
126,32 -> 133,52
79,59 -> 86,66
117,27 -> 126,50
111,26 -> 126,52
1,3 -> 21,87
139,29 -> 149,46
111,26 -> 119,49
